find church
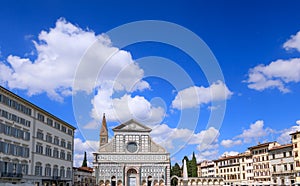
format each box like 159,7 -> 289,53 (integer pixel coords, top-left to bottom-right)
93,114 -> 171,186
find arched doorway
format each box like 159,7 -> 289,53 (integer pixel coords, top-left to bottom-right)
127,168 -> 138,186
147,176 -> 152,186
111,176 -> 116,186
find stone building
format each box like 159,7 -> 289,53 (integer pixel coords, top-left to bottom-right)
0,86 -> 75,185
197,160 -> 215,178
73,166 -> 96,186
269,144 -> 295,185
248,141 -> 280,185
93,115 -> 170,186
291,131 -> 300,185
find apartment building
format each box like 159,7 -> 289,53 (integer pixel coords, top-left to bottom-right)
291,131 -> 300,185
248,142 -> 280,185
197,160 -> 215,177
0,86 -> 75,185
269,144 -> 295,185
214,154 -> 240,185
73,166 -> 96,186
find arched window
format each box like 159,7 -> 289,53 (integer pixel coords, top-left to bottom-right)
45,164 -> 51,176
53,165 -> 58,177
35,162 -> 42,176
66,167 -> 71,178
60,166 -> 65,178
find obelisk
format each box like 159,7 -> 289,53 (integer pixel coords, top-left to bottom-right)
183,159 -> 188,186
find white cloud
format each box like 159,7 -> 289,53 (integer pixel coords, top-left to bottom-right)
221,120 -> 271,149
196,150 -> 219,161
91,91 -> 165,125
277,120 -> 300,144
246,58 -> 300,93
221,151 -> 239,157
189,127 -> 220,151
283,30 -> 300,52
221,139 -> 242,148
237,120 -> 270,143
73,138 -> 98,167
151,124 -> 193,149
246,30 -> 300,93
172,81 -> 233,110
0,18 -> 149,101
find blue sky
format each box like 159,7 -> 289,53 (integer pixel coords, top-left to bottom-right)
1,1 -> 300,166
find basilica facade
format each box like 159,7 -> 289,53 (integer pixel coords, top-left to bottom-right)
93,114 -> 171,186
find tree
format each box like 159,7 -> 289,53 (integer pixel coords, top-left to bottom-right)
171,163 -> 181,186
190,152 -> 198,177
81,151 -> 87,167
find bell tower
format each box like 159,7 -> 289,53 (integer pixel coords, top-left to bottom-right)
99,113 -> 108,148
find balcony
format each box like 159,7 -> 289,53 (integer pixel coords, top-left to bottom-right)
0,172 -> 23,179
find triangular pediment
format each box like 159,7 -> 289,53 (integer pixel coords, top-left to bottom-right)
112,119 -> 152,132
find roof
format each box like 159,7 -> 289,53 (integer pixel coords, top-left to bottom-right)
248,141 -> 275,150
74,166 -> 94,173
0,86 -> 76,130
290,130 -> 300,135
112,119 -> 152,132
269,144 -> 292,151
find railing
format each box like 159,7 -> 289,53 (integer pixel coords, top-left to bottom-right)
1,172 -> 23,178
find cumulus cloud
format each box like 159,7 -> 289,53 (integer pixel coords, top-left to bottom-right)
73,138 -> 98,167
0,18 -> 149,101
221,120 -> 272,148
246,58 -> 300,93
283,30 -> 300,52
172,81 -> 233,110
277,120 -> 300,144
221,139 -> 242,148
246,30 -> 300,93
150,124 -> 219,156
91,90 -> 165,124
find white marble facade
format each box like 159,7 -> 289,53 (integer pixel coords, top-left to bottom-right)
93,119 -> 170,186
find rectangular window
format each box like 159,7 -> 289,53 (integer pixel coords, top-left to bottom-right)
67,153 -> 72,161
37,131 -> 44,140
54,122 -> 60,130
36,143 -> 43,154
45,146 -> 52,156
67,142 -> 72,150
37,113 -> 45,122
61,126 -> 66,133
53,148 -> 59,158
291,164 -> 294,170
283,152 -> 286,157
296,161 -> 300,167
46,118 -> 53,126
272,154 -> 275,159
54,137 -> 59,145
60,150 -> 65,160
67,129 -> 73,136
61,140 -> 66,148
46,134 -> 52,143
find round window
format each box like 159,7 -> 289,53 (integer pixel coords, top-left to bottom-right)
127,141 -> 138,153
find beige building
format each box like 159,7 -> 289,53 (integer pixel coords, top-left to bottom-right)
93,115 -> 170,186
248,142 -> 280,185
73,166 -> 96,186
0,86 -> 75,185
269,144 -> 295,185
291,131 -> 300,185
197,160 -> 215,178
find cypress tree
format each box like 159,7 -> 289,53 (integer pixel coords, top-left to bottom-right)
191,152 -> 198,177
81,151 -> 88,167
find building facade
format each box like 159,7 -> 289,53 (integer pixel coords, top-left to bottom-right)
214,153 -> 249,186
291,131 -> 300,185
197,160 -> 215,178
73,166 -> 96,186
93,116 -> 170,186
269,144 -> 295,185
0,86 -> 75,185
